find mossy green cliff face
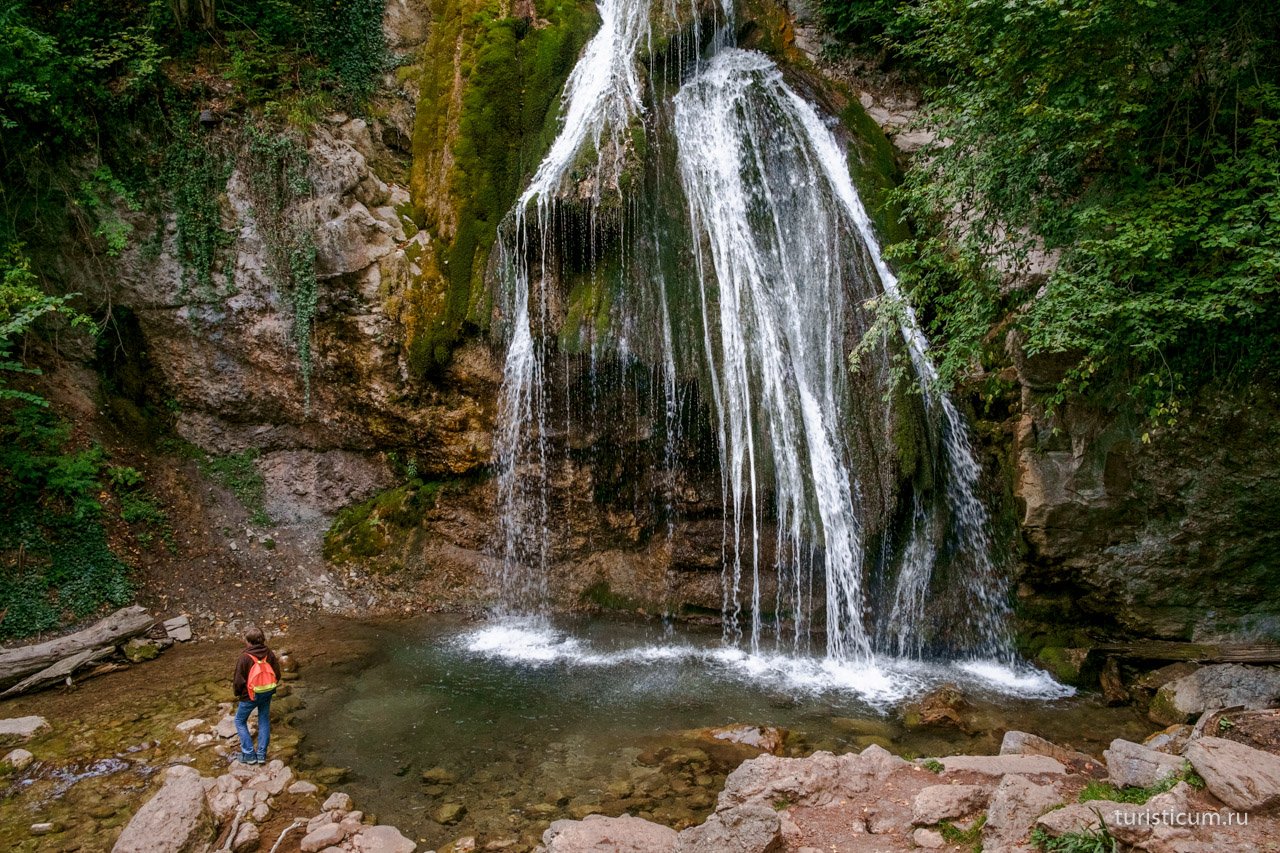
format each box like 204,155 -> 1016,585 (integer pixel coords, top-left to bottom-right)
407,0 -> 598,375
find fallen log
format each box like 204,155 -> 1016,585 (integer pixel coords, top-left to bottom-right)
1,646 -> 115,697
1090,641 -> 1280,664
0,606 -> 154,687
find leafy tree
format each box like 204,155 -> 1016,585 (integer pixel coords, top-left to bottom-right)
828,0 -> 1280,417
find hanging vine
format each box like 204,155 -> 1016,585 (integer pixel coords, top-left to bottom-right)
241,124 -> 320,410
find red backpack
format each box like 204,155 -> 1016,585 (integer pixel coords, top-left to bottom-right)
246,654 -> 277,700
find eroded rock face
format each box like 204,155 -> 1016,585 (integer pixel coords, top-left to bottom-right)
1010,340 -> 1280,642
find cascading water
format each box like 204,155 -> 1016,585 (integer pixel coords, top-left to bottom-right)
493,0 -> 653,617
490,0 -> 1017,671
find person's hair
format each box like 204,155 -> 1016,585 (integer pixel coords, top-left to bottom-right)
245,625 -> 265,646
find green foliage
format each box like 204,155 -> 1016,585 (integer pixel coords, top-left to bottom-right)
78,166 -> 142,257
0,245 -> 87,405
818,0 -> 919,50
242,124 -> 319,407
938,813 -> 985,851
0,405 -> 133,639
863,0 -> 1280,419
922,758 -> 944,773
198,447 -> 271,527
309,0 -> 390,104
163,120 -> 236,297
106,465 -> 144,489
1031,823 -> 1119,853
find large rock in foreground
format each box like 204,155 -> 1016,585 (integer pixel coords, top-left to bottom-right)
1104,738 -> 1186,789
112,765 -> 215,853
543,814 -> 677,852
674,802 -> 782,853
1185,736 -> 1280,811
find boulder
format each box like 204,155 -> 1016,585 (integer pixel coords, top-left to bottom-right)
911,827 -> 945,849
718,749 -> 904,811
985,774 -> 1063,834
123,637 -> 163,663
1104,739 -> 1185,789
112,766 -> 215,853
912,784 -> 987,825
352,825 -> 417,853
1149,664 -> 1280,726
3,748 -> 34,770
164,615 -> 193,642
0,716 -> 49,742
675,803 -> 782,853
289,780 -> 320,795
301,822 -> 348,852
232,822 -> 259,853
215,716 -> 238,739
176,719 -> 205,734
1038,784 -> 1196,851
1185,736 -> 1280,811
543,814 -> 677,852
1143,724 -> 1194,755
1000,731 -> 1101,774
322,792 -> 353,813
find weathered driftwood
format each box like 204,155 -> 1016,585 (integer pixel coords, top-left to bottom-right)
1,646 -> 115,697
0,605 -> 154,687
1090,641 -> 1280,664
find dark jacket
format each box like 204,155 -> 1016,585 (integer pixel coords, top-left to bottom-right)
232,644 -> 281,702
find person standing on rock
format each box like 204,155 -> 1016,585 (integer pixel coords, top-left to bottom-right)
232,625 -> 281,765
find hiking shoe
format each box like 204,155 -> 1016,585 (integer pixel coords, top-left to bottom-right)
255,752 -> 267,764
238,751 -> 256,764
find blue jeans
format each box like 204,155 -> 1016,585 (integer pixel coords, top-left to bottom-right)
234,693 -> 272,759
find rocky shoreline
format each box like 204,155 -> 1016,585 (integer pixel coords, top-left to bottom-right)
39,707 -> 1278,853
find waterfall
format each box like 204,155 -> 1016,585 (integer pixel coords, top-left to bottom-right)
491,0 -> 1013,663
493,0 -> 653,616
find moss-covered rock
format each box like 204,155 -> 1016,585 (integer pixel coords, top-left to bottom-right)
407,0 -> 599,374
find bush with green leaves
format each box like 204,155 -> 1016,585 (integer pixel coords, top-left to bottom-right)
832,0 -> 1280,420
0,405 -> 133,639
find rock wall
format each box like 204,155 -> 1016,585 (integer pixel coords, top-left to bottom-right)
1008,341 -> 1280,643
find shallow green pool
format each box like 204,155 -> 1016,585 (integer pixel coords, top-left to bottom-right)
292,615 -> 1150,850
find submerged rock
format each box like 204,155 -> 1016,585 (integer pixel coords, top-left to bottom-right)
434,802 -> 467,825
902,685 -> 971,731
701,725 -> 787,756
0,716 -> 49,742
